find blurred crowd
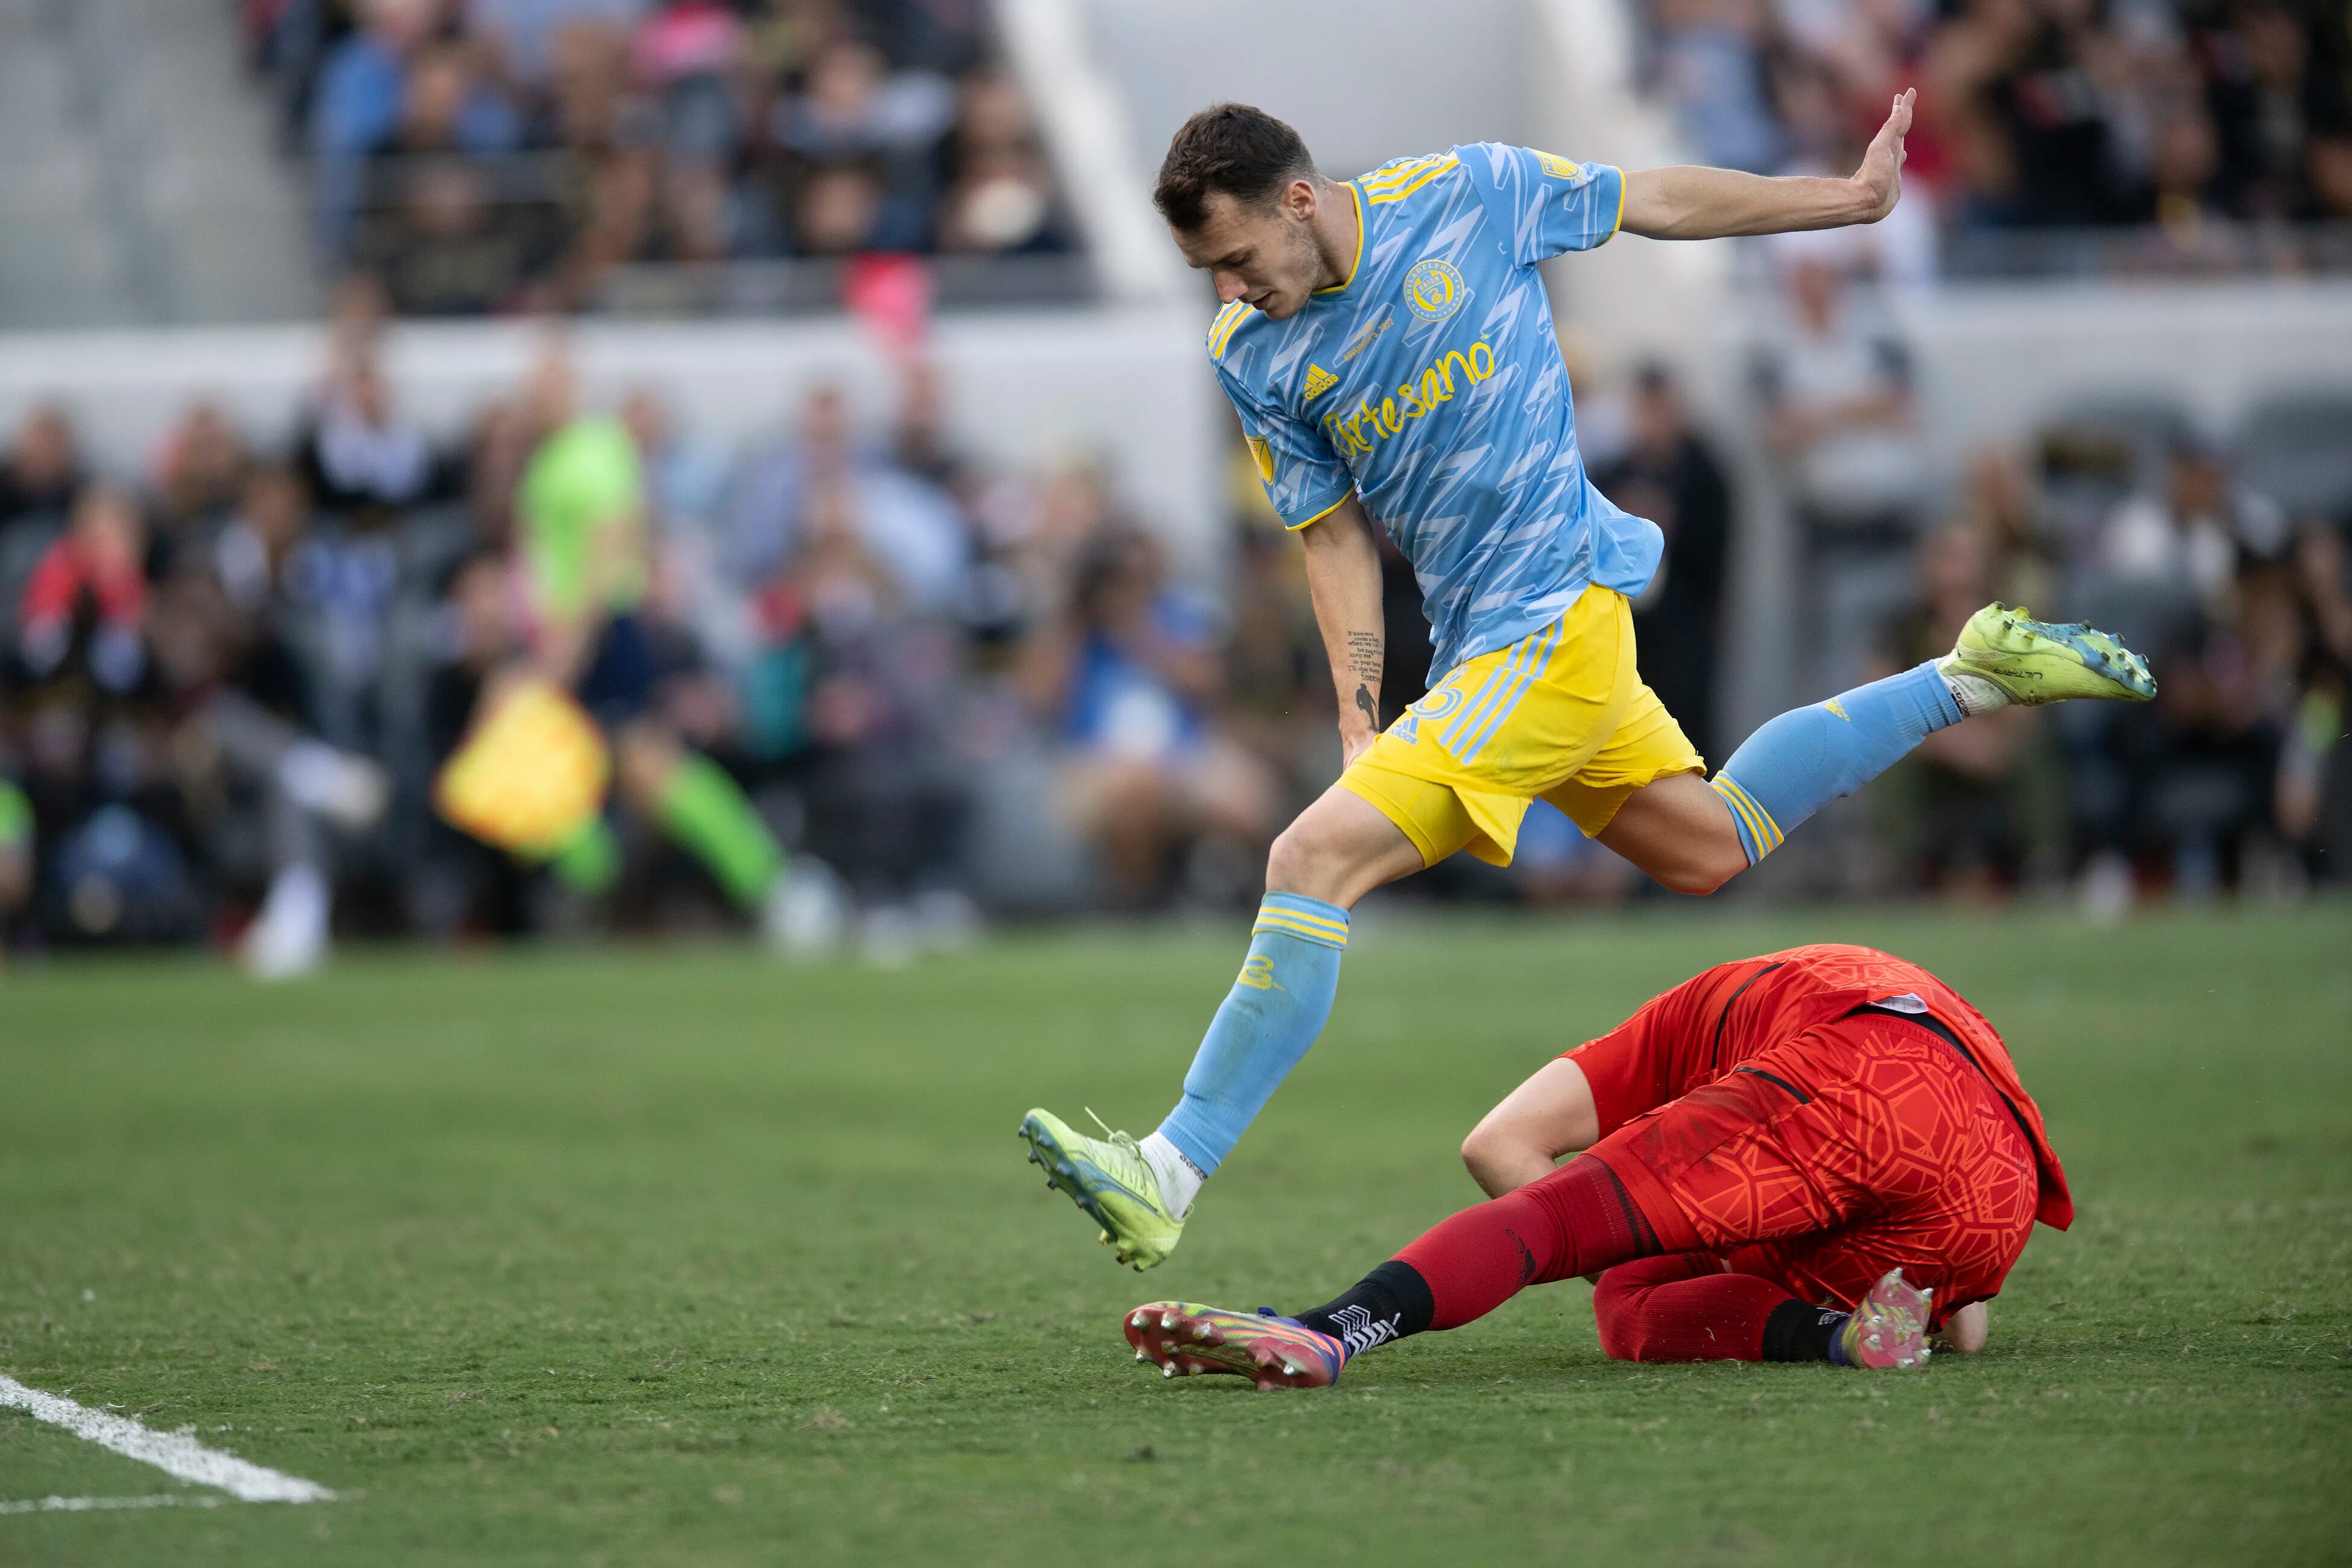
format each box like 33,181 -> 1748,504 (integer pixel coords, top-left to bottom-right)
1748,248 -> 2352,903
0,312 -> 1379,967
1640,0 -> 2352,274
242,0 -> 1072,314
0,320 -> 2342,967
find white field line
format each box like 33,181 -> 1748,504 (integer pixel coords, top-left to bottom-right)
1,1494 -> 227,1516
0,1376 -> 334,1503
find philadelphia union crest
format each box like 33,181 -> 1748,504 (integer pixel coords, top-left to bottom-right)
1402,257 -> 1468,325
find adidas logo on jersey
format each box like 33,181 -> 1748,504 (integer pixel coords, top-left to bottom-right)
1301,364 -> 1339,402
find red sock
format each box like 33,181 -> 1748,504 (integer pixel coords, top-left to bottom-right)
1593,1253 -> 1797,1362
1393,1155 -> 1666,1332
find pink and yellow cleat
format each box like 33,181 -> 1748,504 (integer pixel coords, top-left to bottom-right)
1123,1302 -> 1347,1391
1838,1269 -> 1934,1370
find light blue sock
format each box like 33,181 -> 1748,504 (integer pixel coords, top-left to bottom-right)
1154,893 -> 1350,1176
1709,660 -> 1963,865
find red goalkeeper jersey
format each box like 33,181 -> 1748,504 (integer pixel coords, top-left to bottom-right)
1566,943 -> 2072,1231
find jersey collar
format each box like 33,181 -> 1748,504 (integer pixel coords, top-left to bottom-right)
1312,182 -> 1365,300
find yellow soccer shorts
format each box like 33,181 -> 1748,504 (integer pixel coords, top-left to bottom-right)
1339,583 -> 1706,867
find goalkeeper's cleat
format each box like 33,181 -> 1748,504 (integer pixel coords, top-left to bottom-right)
1941,603 -> 2157,708
1017,1108 -> 1184,1271
1838,1269 -> 1933,1370
1123,1303 -> 1345,1391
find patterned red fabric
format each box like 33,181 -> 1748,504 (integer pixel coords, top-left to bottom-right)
1591,1252 -> 1794,1362
1585,1010 -> 2041,1327
1563,943 -> 2070,1230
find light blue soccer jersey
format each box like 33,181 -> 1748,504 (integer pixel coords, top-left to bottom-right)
1210,144 -> 1663,677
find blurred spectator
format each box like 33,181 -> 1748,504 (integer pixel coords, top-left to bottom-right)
1624,0 -> 2352,274
310,0 -> 446,256
0,403 -> 83,531
414,548 -> 536,935
285,472 -> 403,753
296,348 -> 442,517
147,402 -> 254,574
1755,257 -> 1924,546
19,485 -> 149,696
262,0 -> 1070,313
0,405 -> 86,646
472,0 -> 651,86
935,64 -> 1068,253
794,163 -> 891,254
727,384 -> 964,610
1647,0 -> 1787,174
1219,522 -> 1326,801
2065,437 -> 2315,909
1021,526 -> 1277,907
352,42 -> 549,314
0,777 -> 29,938
2097,433 -> 2291,616
1595,365 -> 1733,761
2269,522 -> 2351,876
1949,446 -> 2063,613
634,0 -> 748,260
150,478 -> 393,977
4,483 -> 198,946
1870,522 -> 2064,895
2116,614 -> 2284,900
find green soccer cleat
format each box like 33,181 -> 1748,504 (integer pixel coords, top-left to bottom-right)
1941,603 -> 2157,707
1017,1108 -> 1185,1271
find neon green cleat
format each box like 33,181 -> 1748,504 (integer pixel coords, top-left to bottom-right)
1941,603 -> 2157,707
1018,1108 -> 1185,1271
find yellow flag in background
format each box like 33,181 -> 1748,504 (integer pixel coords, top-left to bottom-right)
434,678 -> 612,856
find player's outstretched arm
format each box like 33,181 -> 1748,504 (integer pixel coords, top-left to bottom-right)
1297,495 -> 1386,767
1619,89 -> 1912,241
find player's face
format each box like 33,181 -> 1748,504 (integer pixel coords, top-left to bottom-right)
1172,186 -> 1326,321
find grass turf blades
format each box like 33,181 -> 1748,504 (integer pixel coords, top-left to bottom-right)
0,906 -> 2346,1565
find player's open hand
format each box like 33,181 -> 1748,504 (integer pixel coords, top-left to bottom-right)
1851,88 -> 1914,224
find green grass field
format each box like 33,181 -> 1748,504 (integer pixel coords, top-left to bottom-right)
2,905 -> 2347,1565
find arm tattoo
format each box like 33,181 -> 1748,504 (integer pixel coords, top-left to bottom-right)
1355,683 -> 1380,732
1344,630 -> 1383,686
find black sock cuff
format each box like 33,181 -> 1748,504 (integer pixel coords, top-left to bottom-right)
1760,1298 -> 1844,1363
1367,1259 -> 1435,1340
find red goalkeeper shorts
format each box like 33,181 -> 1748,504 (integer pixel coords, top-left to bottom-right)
1582,1010 -> 2041,1324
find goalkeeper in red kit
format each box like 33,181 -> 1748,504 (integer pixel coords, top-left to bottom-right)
1120,944 -> 2070,1387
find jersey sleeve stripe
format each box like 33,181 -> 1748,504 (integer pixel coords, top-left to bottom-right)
1359,155 -> 1438,191
1364,156 -> 1459,204
1361,153 -> 1455,192
1284,493 -> 1350,532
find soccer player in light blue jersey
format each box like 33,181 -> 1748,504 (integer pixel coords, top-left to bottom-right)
1021,96 -> 2156,1270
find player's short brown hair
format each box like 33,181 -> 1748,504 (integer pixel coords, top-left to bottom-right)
1153,103 -> 1318,231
